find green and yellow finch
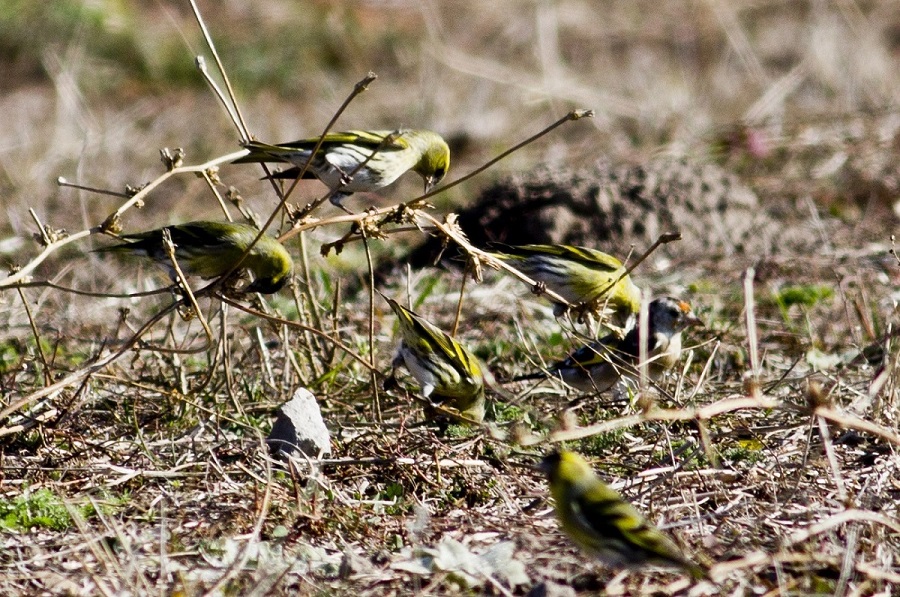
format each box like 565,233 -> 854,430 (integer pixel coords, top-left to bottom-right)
381,293 -> 485,424
540,450 -> 707,579
517,297 -> 701,392
234,130 -> 450,207
490,243 -> 642,323
94,221 -> 293,294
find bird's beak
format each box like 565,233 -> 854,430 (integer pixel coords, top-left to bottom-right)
685,311 -> 704,328
677,300 -> 704,328
247,276 -> 286,294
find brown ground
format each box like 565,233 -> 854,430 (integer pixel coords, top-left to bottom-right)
1,1 -> 899,595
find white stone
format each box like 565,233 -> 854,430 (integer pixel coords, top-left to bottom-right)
267,388 -> 331,459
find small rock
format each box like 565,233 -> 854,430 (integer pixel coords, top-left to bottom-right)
267,388 -> 331,459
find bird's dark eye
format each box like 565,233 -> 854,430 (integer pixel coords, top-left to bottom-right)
434,167 -> 446,179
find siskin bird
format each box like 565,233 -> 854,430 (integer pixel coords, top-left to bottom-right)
234,130 -> 450,208
489,244 -> 642,324
94,221 -> 293,294
540,449 -> 707,579
381,293 -> 486,424
517,297 -> 701,393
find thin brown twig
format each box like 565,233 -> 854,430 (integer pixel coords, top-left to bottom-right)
593,232 -> 682,301
297,230 -> 325,337
362,231 -> 382,422
189,0 -> 249,139
57,177 -> 132,198
200,168 -> 235,222
451,261 -> 470,337
524,392 -> 900,449
160,228 -> 214,347
195,56 -> 245,140
5,279 -> 173,298
15,286 -> 52,386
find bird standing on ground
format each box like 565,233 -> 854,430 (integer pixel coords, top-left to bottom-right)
94,221 -> 293,294
539,449 -> 708,579
489,244 -> 642,324
234,130 -> 450,208
381,293 -> 486,424
517,297 -> 702,392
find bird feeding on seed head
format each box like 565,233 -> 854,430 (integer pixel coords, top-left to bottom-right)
516,297 -> 702,393
489,243 -> 642,325
380,292 -> 486,424
234,129 -> 450,208
94,220 -> 293,294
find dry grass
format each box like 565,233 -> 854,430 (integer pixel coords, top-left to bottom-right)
1,1 -> 899,595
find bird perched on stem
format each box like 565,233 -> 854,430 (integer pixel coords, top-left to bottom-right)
516,297 -> 701,393
489,243 -> 642,325
94,221 -> 293,294
234,130 -> 450,208
381,293 -> 486,424
540,449 -> 708,579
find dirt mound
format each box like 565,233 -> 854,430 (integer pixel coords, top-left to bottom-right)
404,157 -> 803,270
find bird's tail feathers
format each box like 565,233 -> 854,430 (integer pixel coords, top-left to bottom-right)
261,166 -> 316,181
91,241 -> 133,254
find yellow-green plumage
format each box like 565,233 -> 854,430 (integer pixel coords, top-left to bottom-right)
95,221 -> 293,294
234,130 -> 450,205
381,293 -> 485,423
491,244 -> 642,321
540,450 -> 707,579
